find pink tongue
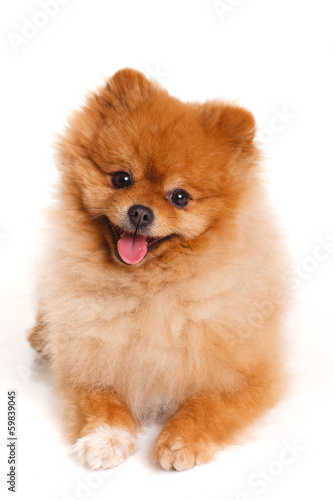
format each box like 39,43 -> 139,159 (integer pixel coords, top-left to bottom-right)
117,231 -> 147,265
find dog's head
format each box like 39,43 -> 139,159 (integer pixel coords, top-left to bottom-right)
57,69 -> 258,266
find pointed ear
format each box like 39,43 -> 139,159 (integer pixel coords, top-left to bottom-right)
97,68 -> 151,111
200,101 -> 256,153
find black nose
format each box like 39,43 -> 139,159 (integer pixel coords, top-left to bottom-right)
128,205 -> 154,229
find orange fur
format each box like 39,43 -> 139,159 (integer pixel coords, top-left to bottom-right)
29,68 -> 289,470
59,383 -> 138,442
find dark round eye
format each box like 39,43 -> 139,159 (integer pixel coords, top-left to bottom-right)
112,171 -> 132,189
170,189 -> 190,208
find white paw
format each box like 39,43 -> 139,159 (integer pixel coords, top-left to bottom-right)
73,424 -> 137,469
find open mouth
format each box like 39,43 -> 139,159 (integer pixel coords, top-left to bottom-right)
107,220 -> 172,265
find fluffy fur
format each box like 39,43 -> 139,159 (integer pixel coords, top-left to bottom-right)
29,68 -> 289,470
73,424 -> 137,469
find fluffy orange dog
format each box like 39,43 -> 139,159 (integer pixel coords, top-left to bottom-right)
29,69 -> 288,471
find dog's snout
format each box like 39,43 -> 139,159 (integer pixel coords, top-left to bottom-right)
128,205 -> 154,229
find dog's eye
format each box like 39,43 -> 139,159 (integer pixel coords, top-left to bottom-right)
170,189 -> 190,208
112,171 -> 132,189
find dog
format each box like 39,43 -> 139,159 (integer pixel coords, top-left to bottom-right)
28,68 -> 288,471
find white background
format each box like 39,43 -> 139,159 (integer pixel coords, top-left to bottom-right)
1,1 -> 333,499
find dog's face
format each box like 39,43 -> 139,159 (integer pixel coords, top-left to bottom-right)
58,69 -> 257,266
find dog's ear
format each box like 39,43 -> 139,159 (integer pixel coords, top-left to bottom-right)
97,68 -> 151,112
200,101 -> 256,154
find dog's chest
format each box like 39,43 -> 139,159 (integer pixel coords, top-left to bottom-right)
51,272 -> 236,421
60,289 -> 209,418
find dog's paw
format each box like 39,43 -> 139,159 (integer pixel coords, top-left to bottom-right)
155,432 -> 214,471
73,424 -> 137,469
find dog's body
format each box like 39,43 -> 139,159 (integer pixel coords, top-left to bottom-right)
29,69 -> 288,470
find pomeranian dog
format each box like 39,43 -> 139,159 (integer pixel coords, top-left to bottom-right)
28,68 -> 288,471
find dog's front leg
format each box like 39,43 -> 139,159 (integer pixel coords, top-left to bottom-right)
155,373 -> 280,471
59,382 -> 139,469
